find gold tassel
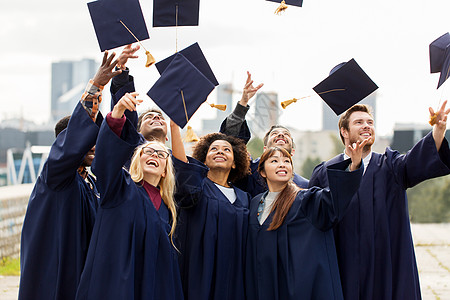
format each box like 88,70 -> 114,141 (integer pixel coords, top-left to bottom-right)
281,98 -> 298,109
429,113 -> 437,126
183,126 -> 200,143
145,51 -> 156,67
274,0 -> 288,15
209,103 -> 227,111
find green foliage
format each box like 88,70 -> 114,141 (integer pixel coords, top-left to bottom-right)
408,176 -> 450,223
247,137 -> 264,159
0,257 -> 20,276
301,156 -> 322,180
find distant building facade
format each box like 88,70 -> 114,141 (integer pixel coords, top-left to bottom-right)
391,123 -> 450,153
201,83 -> 233,133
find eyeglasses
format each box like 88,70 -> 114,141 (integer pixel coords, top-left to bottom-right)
141,147 -> 169,159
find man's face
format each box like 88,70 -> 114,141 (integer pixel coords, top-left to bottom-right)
81,146 -> 95,167
139,111 -> 168,142
265,128 -> 294,155
341,111 -> 375,149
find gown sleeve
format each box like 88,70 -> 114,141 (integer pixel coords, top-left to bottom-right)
110,68 -> 138,128
300,159 -> 363,231
172,155 -> 209,208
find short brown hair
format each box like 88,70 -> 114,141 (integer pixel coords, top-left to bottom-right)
192,133 -> 250,183
136,107 -> 164,132
262,125 -> 295,148
54,115 -> 71,138
338,104 -> 374,144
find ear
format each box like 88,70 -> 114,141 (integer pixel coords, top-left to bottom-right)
260,169 -> 267,178
290,148 -> 295,156
263,145 -> 267,151
161,171 -> 166,178
232,161 -> 236,169
340,127 -> 349,140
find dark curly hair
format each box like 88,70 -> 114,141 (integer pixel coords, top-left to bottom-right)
54,115 -> 71,138
192,133 -> 250,183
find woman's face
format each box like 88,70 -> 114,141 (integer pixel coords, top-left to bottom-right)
204,140 -> 235,171
261,151 -> 293,185
139,142 -> 168,180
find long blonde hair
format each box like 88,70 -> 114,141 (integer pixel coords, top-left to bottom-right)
129,141 -> 177,244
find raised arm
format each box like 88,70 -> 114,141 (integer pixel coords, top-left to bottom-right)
170,120 -> 188,163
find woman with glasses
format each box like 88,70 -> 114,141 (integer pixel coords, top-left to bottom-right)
170,121 -> 250,300
76,95 -> 183,300
244,142 -> 368,300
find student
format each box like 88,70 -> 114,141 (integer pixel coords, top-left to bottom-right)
19,51 -> 120,300
75,95 -> 183,300
245,140 -> 366,300
220,72 -> 308,196
308,102 -> 450,300
170,120 -> 251,300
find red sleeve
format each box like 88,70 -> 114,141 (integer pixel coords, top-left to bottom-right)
106,112 -> 126,137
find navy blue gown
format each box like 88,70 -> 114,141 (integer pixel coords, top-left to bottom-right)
19,102 -> 101,300
308,132 -> 450,300
172,156 -> 250,300
75,118 -> 183,300
245,159 -> 363,300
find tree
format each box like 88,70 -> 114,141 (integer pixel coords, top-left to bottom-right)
301,156 -> 322,180
247,137 -> 264,159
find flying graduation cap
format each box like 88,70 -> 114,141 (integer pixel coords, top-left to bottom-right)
147,43 -> 219,128
313,59 -> 378,115
153,0 -> 200,27
267,0 -> 303,14
429,32 -> 450,89
88,0 -> 155,66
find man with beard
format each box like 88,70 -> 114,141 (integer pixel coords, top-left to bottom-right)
220,71 -> 308,197
308,102 -> 450,300
19,51 -> 121,300
111,44 -> 168,144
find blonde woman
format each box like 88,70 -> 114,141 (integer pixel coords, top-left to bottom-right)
76,93 -> 183,300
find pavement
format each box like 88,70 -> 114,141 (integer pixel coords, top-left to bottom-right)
1,223 -> 449,300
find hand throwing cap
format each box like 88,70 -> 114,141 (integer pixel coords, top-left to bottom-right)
88,0 -> 149,51
313,59 -> 378,115
147,51 -> 216,128
153,0 -> 200,27
429,32 -> 450,89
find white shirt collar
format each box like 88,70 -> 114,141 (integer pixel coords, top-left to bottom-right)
343,151 -> 372,174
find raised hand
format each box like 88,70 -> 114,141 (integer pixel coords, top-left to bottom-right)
347,137 -> 371,171
239,71 -> 264,106
430,100 -> 450,150
111,92 -> 142,119
116,44 -> 140,69
92,51 -> 122,87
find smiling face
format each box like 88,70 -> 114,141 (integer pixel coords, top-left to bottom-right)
264,127 -> 294,155
138,111 -> 168,142
260,150 -> 293,187
204,140 -> 235,171
139,142 -> 168,183
81,146 -> 95,167
341,111 -> 375,151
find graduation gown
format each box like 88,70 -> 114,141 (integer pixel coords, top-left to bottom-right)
173,156 -> 250,300
245,159 -> 362,300
308,132 -> 450,300
75,118 -> 183,300
19,103 -> 101,300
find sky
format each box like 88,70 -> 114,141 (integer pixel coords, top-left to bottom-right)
0,0 -> 449,136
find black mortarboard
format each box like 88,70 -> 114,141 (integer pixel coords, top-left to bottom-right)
267,0 -> 303,7
147,53 -> 215,128
88,0 -> 149,51
155,43 -> 219,86
313,59 -> 378,115
429,32 -> 450,89
153,0 -> 200,27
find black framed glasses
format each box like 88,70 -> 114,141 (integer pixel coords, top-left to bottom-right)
141,146 -> 169,159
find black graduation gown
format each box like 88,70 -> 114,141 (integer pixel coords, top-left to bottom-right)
245,159 -> 362,300
19,103 -> 101,300
308,132 -> 450,300
75,118 -> 183,300
172,156 -> 250,300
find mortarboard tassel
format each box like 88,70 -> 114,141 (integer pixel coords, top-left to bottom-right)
182,126 -> 200,143
281,88 -> 346,109
119,20 -> 156,67
209,103 -> 227,111
274,0 -> 288,15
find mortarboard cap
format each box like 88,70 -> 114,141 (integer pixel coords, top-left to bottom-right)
429,32 -> 450,89
147,53 -> 215,128
156,43 -> 219,86
313,59 -> 378,115
153,0 -> 200,27
267,0 -> 303,7
88,0 -> 149,51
